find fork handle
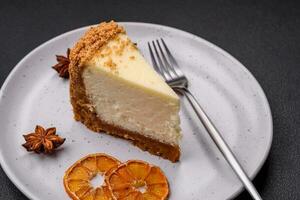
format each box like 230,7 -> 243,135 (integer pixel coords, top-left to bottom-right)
181,88 -> 262,200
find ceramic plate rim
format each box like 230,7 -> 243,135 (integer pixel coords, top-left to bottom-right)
0,22 -> 273,200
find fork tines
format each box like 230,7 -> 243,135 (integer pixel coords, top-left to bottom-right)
147,39 -> 184,83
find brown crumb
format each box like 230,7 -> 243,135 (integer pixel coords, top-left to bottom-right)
101,47 -> 112,57
129,56 -> 135,60
104,58 -> 117,71
115,48 -> 123,56
130,43 -> 138,50
69,21 -> 124,67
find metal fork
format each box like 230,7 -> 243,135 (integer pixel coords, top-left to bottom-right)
148,39 -> 262,200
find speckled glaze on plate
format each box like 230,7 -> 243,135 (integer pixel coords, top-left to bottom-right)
0,22 -> 272,200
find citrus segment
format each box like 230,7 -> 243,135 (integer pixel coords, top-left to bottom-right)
115,165 -> 135,183
147,184 -> 169,197
141,192 -> 161,200
119,191 -> 140,200
94,187 -> 112,200
109,173 -> 131,190
68,165 -> 92,180
81,189 -> 95,200
64,153 -> 120,200
127,162 -> 151,180
107,160 -> 169,200
81,156 -> 98,173
75,185 -> 93,198
68,179 -> 90,192
97,156 -> 120,173
145,167 -> 167,185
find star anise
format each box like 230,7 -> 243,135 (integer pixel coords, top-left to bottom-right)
22,125 -> 66,154
52,48 -> 70,78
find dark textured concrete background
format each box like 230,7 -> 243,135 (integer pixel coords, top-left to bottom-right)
0,0 -> 299,199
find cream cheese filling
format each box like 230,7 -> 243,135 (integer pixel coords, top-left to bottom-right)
82,66 -> 181,145
82,32 -> 181,145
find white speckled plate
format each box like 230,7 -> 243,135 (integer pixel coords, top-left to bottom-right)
0,22 -> 272,200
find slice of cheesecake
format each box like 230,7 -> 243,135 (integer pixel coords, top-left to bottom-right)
69,21 -> 181,162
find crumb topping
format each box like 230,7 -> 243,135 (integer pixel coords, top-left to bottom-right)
70,21 -> 125,67
104,58 -> 117,70
130,43 -> 138,50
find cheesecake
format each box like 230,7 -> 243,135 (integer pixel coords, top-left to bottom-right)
69,21 -> 181,162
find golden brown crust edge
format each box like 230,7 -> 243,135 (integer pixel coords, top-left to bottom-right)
69,21 -> 180,162
69,20 -> 124,67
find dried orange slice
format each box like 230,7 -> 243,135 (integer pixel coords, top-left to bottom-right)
64,153 -> 120,200
107,160 -> 169,200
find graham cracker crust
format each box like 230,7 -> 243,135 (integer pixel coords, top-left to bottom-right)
72,101 -> 180,162
69,21 -> 180,162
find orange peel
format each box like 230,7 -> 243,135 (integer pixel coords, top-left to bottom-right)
63,153 -> 121,200
107,160 -> 169,200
